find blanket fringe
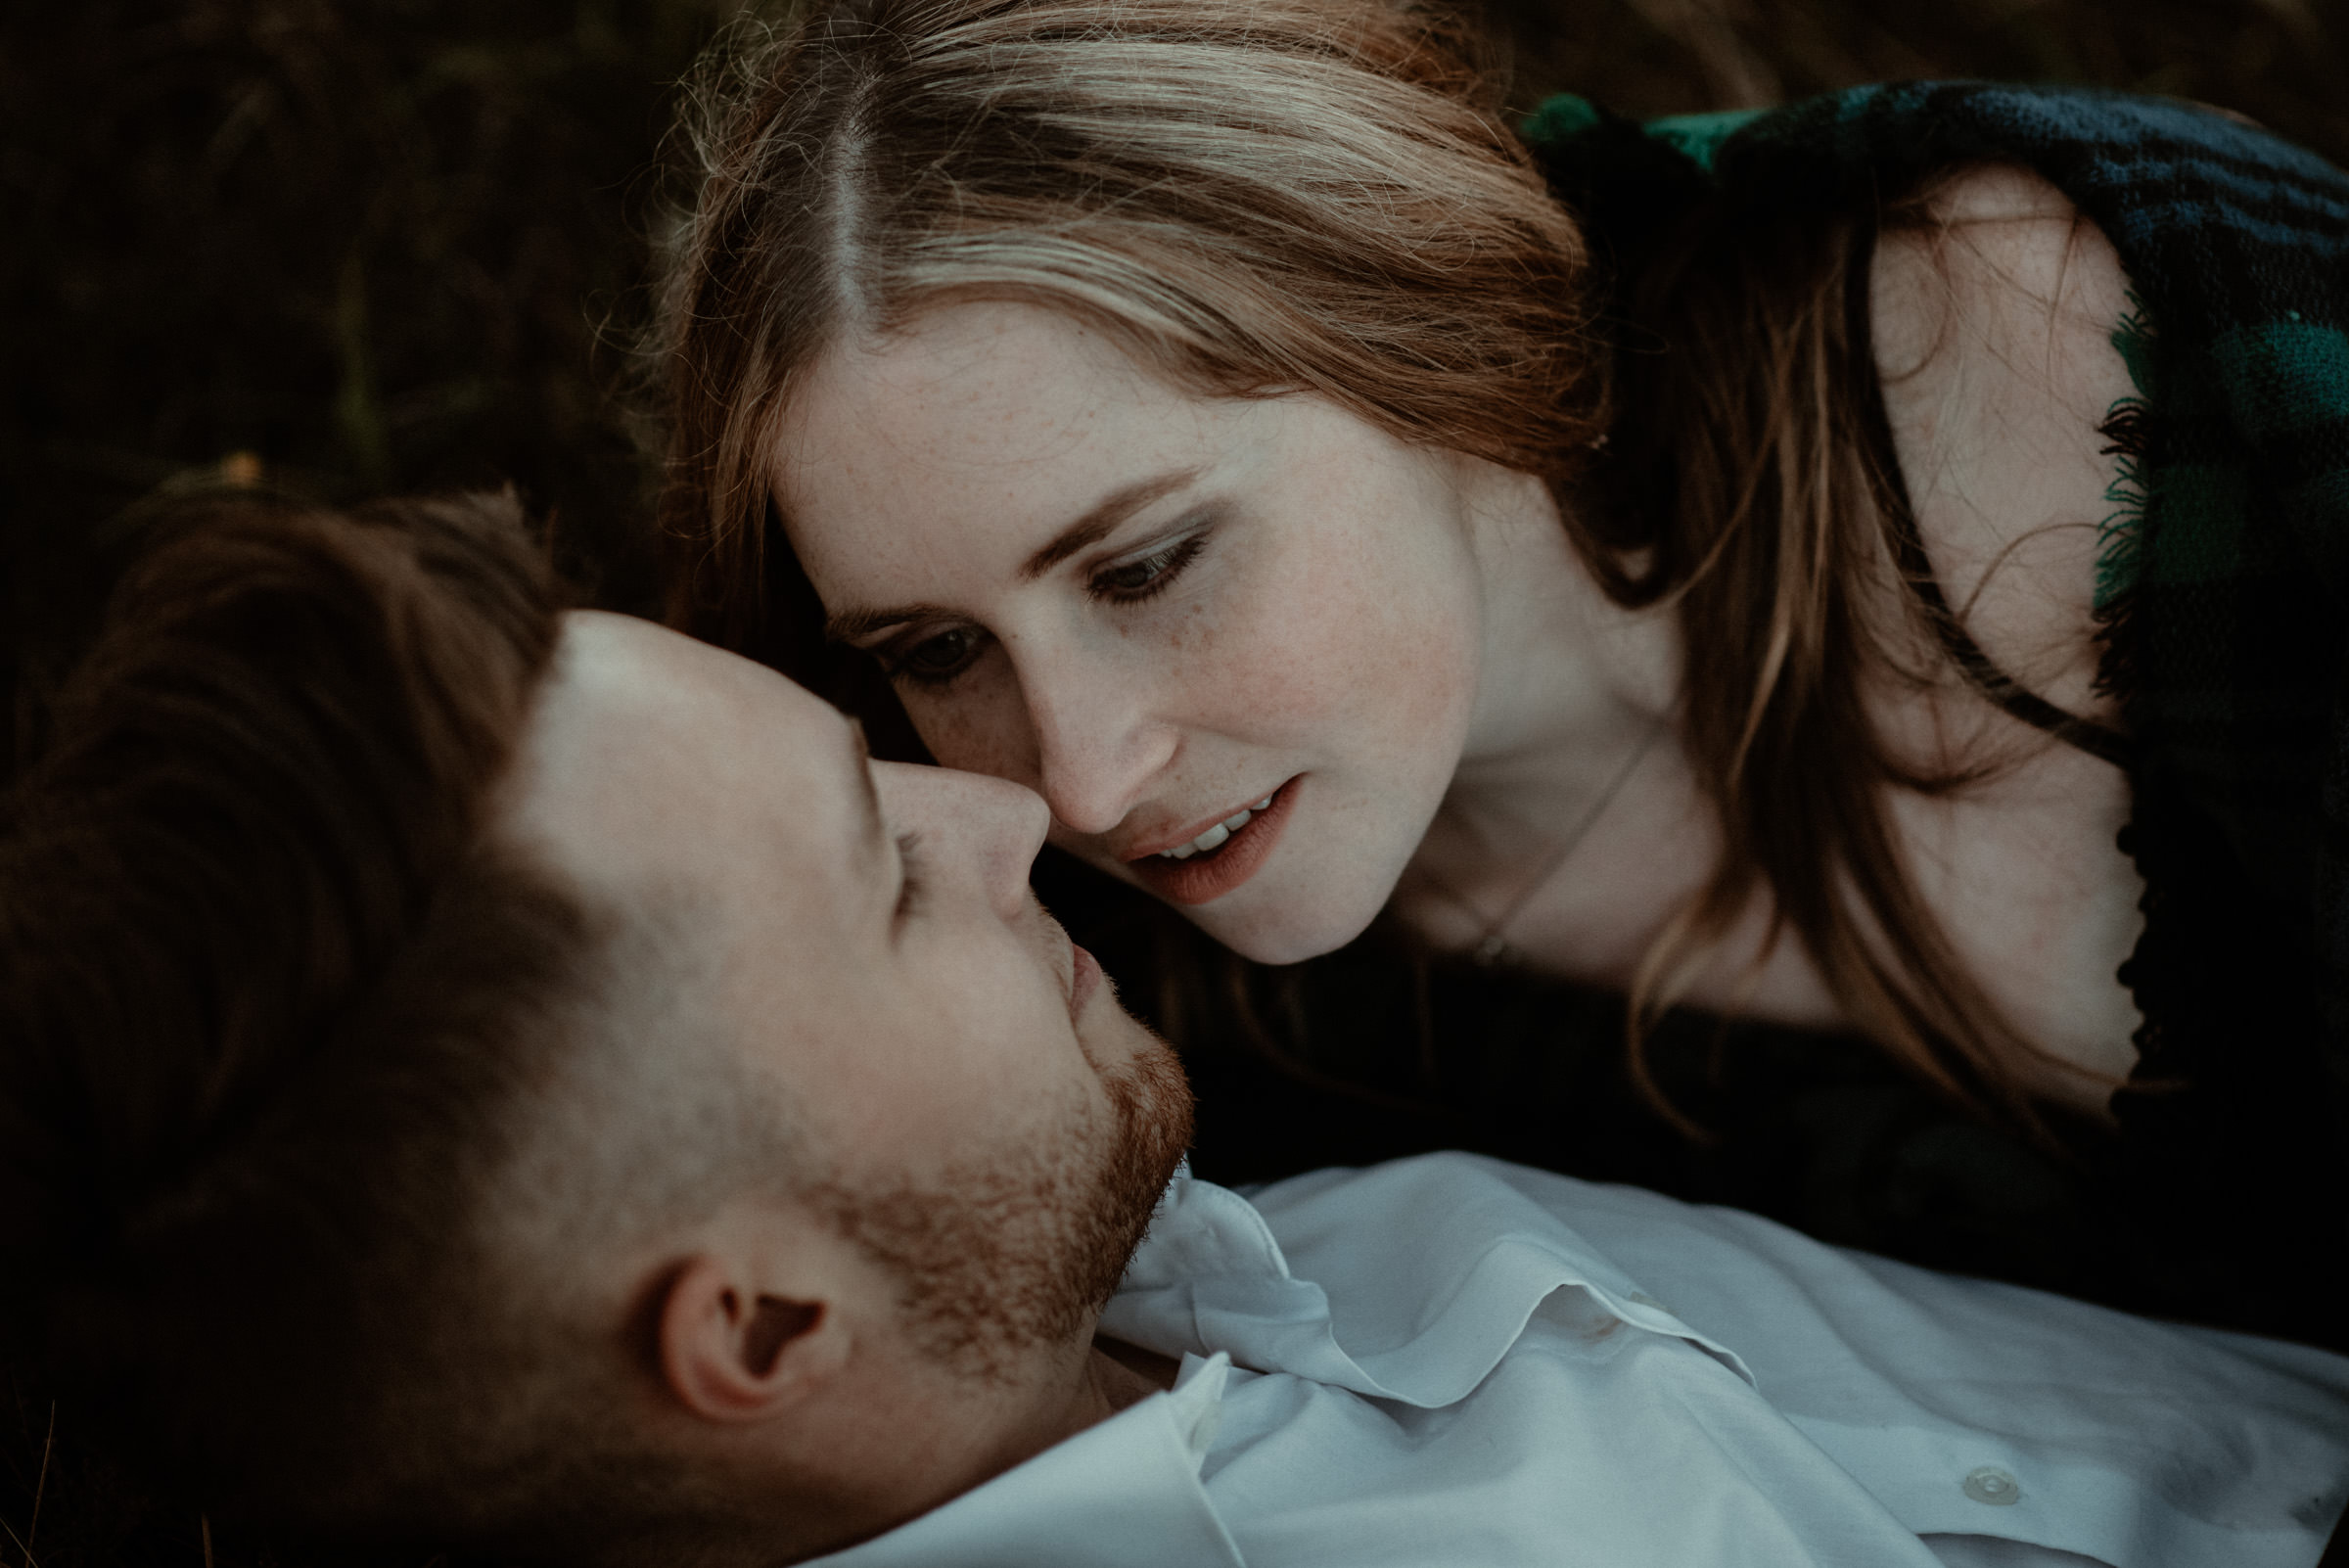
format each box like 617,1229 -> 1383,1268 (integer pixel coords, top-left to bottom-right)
2092,300 -> 2156,708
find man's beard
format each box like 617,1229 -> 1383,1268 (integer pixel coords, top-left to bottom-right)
811,1033 -> 1195,1382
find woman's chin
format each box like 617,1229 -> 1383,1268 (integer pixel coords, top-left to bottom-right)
1189,894 -> 1387,968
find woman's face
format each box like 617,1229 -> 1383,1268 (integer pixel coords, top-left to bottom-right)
773,301 -> 1489,963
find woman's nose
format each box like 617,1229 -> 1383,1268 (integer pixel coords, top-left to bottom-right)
1020,658 -> 1178,838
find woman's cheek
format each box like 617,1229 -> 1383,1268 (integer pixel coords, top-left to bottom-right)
1245,523 -> 1479,746
902,672 -> 1039,788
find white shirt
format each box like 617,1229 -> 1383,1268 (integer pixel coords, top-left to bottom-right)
812,1154 -> 2349,1568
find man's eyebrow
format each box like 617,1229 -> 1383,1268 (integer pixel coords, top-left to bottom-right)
820,466 -> 1203,644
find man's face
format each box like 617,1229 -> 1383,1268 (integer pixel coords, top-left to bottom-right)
505,611 -> 1191,1375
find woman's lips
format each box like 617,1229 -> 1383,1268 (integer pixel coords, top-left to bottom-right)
1126,777 -> 1298,906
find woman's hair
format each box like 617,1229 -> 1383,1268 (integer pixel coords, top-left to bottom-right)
1597,187 -> 2058,1125
651,0 -> 2059,1123
653,0 -> 1608,672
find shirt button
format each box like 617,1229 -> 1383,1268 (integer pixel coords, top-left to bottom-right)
1962,1467 -> 2021,1505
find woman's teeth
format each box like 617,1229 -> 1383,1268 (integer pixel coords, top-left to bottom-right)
1160,797 -> 1276,860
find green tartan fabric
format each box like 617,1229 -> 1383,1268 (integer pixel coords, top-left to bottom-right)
1525,84 -> 2349,1338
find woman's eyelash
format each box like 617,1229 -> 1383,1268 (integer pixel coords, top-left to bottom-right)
876,530 -> 1211,688
1087,533 -> 1206,603
878,625 -> 990,688
894,831 -> 927,921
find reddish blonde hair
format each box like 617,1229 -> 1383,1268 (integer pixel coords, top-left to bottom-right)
651,0 -> 2064,1125
652,0 -> 1609,666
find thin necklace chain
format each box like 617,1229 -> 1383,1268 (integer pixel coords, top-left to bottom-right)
1422,716 -> 1670,970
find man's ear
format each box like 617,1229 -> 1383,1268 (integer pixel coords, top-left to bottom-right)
656,1255 -> 846,1422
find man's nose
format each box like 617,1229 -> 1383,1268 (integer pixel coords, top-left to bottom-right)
1018,654 -> 1178,839
871,761 -> 1049,922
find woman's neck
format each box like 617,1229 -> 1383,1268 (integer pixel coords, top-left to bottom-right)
1388,470 -> 1720,988
1451,473 -> 1681,826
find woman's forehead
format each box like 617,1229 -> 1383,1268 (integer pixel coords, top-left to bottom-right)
774,303 -> 1247,573
783,305 -> 1226,477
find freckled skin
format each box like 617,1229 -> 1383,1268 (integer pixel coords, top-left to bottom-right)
776,302 -> 1491,962
769,232 -> 2151,1106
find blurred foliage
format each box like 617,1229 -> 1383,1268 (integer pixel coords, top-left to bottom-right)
0,0 -> 743,538
2,0 -> 741,779
6,0 -> 2349,1563
1492,0 -> 2349,154
5,0 -> 2347,675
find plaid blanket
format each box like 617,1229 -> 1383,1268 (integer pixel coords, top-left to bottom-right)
1525,84 -> 2349,1338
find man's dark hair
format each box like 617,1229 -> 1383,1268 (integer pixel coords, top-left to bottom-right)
0,490 -> 735,1561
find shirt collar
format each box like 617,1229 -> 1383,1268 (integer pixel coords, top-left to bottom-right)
806,1160 -> 1757,1565
1100,1162 -> 1755,1406
804,1354 -> 1245,1568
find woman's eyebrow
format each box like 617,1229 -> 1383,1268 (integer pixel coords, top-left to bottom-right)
1018,466 -> 1202,580
820,465 -> 1203,642
826,600 -> 948,643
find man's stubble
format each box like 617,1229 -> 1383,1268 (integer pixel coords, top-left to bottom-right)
811,1032 -> 1195,1382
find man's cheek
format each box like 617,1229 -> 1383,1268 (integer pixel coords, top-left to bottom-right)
903,946 -> 1058,1072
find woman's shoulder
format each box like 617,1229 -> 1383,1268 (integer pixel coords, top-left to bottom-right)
1868,162 -> 2139,727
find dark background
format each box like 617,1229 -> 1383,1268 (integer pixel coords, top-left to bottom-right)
9,0 -> 2349,682
7,1 -> 2349,1563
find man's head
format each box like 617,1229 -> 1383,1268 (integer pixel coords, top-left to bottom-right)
0,490 -> 1191,1563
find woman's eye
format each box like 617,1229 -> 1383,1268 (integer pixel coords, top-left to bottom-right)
887,624 -> 989,685
1090,535 -> 1205,603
